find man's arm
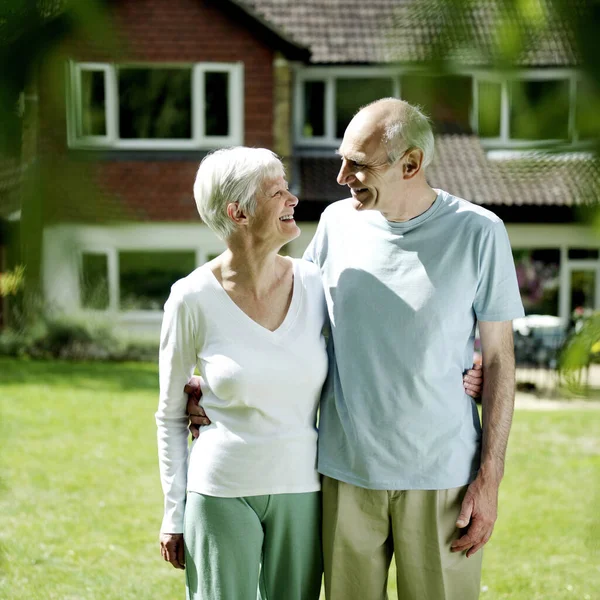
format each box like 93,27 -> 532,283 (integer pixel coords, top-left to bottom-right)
451,320 -> 515,557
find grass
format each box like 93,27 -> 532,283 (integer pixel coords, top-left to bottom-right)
0,357 -> 599,600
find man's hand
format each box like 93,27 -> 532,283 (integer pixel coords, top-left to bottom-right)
185,376 -> 210,439
463,363 -> 483,398
452,320 -> 515,557
160,532 -> 185,569
451,470 -> 499,557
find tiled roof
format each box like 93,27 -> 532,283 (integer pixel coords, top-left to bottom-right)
241,0 -> 579,66
298,136 -> 600,206
4,144 -> 597,223
492,152 -> 600,206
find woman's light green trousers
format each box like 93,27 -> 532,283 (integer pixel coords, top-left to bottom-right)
184,491 -> 323,600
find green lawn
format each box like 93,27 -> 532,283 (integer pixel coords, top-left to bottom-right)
0,358 -> 598,600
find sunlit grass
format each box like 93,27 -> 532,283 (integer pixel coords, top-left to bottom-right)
0,358 -> 598,599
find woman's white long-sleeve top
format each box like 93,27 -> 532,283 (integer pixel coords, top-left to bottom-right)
156,258 -> 329,534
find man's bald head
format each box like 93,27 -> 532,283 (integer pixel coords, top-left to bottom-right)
352,98 -> 435,167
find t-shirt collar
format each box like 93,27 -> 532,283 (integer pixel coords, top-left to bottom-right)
365,189 -> 445,232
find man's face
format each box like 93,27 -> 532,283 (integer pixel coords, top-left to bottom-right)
336,116 -> 405,213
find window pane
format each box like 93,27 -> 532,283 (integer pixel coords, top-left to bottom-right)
303,81 -> 325,137
336,78 -> 394,138
510,80 -> 570,140
80,70 -> 106,136
205,72 -> 229,137
119,68 -> 192,139
570,270 -> 596,314
477,81 -> 501,138
119,251 -> 196,310
81,253 -> 109,310
513,249 -> 560,316
568,248 -> 599,260
401,75 -> 472,133
576,79 -> 600,140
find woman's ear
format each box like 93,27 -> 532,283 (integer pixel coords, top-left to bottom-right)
226,202 -> 248,226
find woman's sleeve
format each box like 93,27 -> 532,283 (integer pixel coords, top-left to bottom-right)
155,288 -> 199,534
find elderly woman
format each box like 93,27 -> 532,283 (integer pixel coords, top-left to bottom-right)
156,147 -> 328,600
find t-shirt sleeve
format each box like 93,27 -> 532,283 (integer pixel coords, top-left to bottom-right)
155,287 -> 200,534
303,213 -> 327,266
474,220 -> 525,322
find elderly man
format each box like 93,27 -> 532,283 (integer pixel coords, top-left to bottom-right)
188,98 -> 523,600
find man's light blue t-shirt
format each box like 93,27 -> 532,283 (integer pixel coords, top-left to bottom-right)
304,190 -> 525,490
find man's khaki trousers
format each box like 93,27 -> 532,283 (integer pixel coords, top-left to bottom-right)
322,476 -> 483,600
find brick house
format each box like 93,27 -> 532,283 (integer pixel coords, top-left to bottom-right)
3,0 -> 600,337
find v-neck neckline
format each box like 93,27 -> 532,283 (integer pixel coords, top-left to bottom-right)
203,258 -> 302,340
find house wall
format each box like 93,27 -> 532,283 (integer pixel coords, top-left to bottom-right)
42,220 -> 316,337
43,221 -> 600,339
506,224 -> 600,325
65,0 -> 275,148
109,0 -> 275,150
36,0 -> 278,223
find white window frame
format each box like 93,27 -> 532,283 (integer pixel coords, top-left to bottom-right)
78,247 -> 207,314
78,248 -> 118,313
193,63 -> 244,149
507,225 -> 600,326
295,67 -> 401,147
572,74 -> 599,145
561,258 -> 600,323
67,61 -> 244,150
294,66 -> 591,150
511,246 -> 600,325
116,248 -> 198,316
67,62 -> 117,147
474,69 -> 583,149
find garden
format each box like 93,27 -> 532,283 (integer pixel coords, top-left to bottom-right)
0,357 -> 598,600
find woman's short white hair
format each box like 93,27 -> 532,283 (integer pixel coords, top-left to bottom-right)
193,147 -> 284,240
365,98 -> 435,168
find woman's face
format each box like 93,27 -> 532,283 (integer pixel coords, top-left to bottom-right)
248,174 -> 300,246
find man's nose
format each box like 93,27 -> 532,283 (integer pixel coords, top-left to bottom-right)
337,160 -> 353,185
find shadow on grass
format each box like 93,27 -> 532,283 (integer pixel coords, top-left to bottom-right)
0,358 -> 159,392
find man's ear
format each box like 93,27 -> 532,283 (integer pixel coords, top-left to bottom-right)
226,202 -> 248,226
403,148 -> 424,179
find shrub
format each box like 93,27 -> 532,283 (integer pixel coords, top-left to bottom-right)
0,315 -> 157,362
0,265 -> 25,297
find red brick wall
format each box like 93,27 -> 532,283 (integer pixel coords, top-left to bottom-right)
111,0 -> 274,148
96,161 -> 200,222
37,0 -> 276,222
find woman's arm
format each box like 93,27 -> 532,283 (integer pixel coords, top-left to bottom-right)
156,291 -> 198,539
